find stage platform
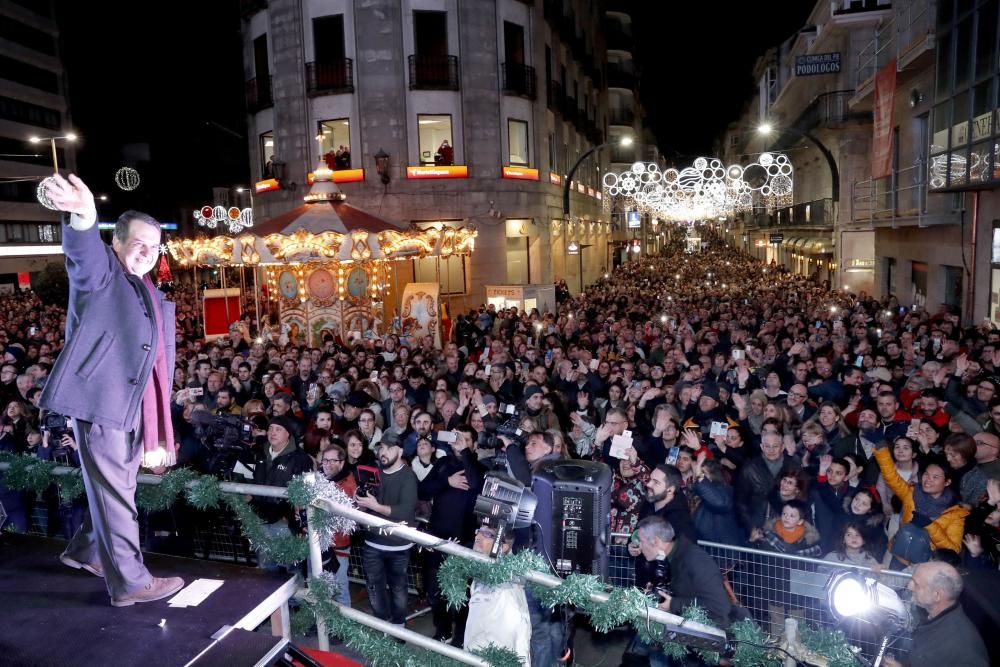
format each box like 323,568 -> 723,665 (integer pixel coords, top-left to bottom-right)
0,534 -> 298,667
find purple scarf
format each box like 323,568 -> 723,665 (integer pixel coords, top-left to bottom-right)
140,276 -> 175,466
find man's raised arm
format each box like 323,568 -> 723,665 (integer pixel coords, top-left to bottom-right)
43,173 -> 114,291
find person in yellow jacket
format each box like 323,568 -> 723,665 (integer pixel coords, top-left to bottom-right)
874,439 -> 968,558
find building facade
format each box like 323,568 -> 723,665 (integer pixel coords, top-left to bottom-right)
239,0 -> 651,312
0,0 -> 75,282
718,0 -> 996,321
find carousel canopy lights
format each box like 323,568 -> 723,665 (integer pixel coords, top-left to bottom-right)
603,153 -> 793,222
304,161 -> 348,203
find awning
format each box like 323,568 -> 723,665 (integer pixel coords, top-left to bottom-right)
801,237 -> 833,253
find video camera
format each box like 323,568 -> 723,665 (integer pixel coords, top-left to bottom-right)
191,411 -> 254,451
40,412 -> 75,465
476,404 -> 525,451
40,412 -> 72,441
190,411 -> 255,478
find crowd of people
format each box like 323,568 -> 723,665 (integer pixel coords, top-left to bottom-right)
2,231 -> 997,666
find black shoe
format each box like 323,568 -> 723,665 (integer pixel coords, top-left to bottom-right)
432,632 -> 453,644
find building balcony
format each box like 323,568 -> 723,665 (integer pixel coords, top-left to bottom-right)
562,95 -> 578,123
240,0 -> 267,19
850,162 -> 961,227
796,90 -> 870,131
771,198 -> 835,229
606,65 -> 635,90
305,60 -> 354,96
586,120 -> 603,145
246,76 -> 273,113
608,108 -> 635,127
547,80 -> 564,113
851,0 -> 935,105
610,145 -> 635,164
830,0 -> 893,25
605,25 -> 633,52
501,62 -> 537,99
408,54 -> 460,90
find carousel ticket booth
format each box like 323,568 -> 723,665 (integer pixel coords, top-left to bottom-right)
168,164 -> 477,348
485,284 -> 556,315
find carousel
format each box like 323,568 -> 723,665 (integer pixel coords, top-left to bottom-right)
166,163 -> 477,348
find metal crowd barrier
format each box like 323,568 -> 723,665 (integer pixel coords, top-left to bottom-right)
5,465 -> 727,664
697,540 -> 912,663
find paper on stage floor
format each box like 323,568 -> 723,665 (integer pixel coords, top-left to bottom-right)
168,579 -> 225,607
233,461 -> 255,479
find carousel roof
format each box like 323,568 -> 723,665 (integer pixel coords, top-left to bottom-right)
167,163 -> 476,267
250,201 -> 406,237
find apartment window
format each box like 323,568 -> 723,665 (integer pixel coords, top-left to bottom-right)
318,119 -> 351,169
418,115 -> 454,165
260,131 -> 275,177
548,132 -> 558,172
508,119 -> 529,166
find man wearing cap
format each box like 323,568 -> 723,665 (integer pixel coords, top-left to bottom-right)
250,415 -> 315,571
355,437 -> 418,630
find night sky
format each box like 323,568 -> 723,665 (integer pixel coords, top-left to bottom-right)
54,1 -> 813,220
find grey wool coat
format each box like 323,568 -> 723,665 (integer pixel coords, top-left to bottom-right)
39,214 -> 176,432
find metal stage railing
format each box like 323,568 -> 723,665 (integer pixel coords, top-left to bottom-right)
1,463 -> 726,664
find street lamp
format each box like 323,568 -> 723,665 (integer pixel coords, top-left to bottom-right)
28,133 -> 77,173
234,185 -> 254,219
562,135 -> 633,217
756,123 -> 838,202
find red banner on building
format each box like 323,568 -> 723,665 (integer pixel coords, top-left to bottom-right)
17,272 -> 30,289
872,58 -> 897,179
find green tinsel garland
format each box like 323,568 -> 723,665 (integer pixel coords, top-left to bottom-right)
437,552 -> 864,667
729,618 -> 778,667
0,452 -> 58,494
54,470 -> 86,502
296,574 -> 524,667
136,467 -> 198,512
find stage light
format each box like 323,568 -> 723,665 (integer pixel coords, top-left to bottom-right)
661,315 -> 667,323
826,570 -> 909,629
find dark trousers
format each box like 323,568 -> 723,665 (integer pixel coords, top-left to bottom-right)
62,418 -> 152,598
362,544 -> 411,625
526,587 -> 567,667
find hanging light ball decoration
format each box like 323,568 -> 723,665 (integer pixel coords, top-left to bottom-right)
36,176 -> 59,210
115,166 -> 141,191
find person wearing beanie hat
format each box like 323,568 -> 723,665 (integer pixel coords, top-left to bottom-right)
249,414 -> 315,571
521,384 -> 557,431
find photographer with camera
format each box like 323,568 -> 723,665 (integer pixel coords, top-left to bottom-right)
37,414 -> 88,540
633,515 -> 733,667
249,415 -> 315,571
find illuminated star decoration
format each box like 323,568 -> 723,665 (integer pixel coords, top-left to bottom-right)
36,176 -> 59,210
115,166 -> 141,191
